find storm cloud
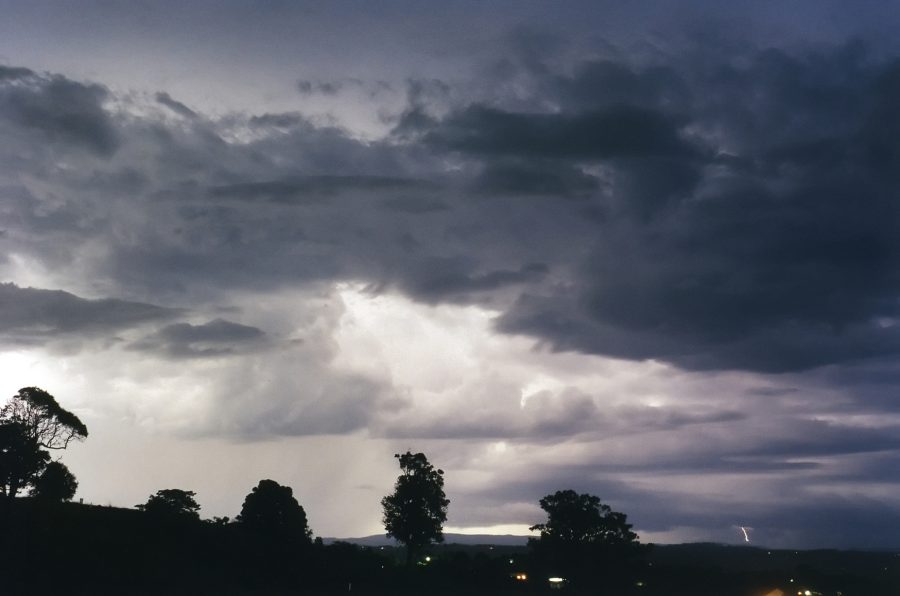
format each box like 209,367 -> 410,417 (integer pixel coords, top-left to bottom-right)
0,65 -> 118,155
3,40 -> 890,374
0,283 -> 177,346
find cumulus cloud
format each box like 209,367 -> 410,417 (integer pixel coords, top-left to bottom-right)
0,65 -> 118,155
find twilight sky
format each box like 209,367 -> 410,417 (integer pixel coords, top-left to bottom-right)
3,0 -> 900,549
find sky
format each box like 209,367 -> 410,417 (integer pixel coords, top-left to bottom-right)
2,0 -> 900,549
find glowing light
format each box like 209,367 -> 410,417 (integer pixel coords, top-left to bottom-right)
739,525 -> 751,542
548,577 -> 565,583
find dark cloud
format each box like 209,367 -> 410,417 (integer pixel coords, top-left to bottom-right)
422,104 -> 695,160
749,497 -> 900,549
552,59 -> 689,112
248,112 -> 309,129
297,78 -> 360,96
0,65 -> 35,80
4,40 -> 900,380
208,175 -> 431,202
0,283 -> 178,346
155,92 -> 197,119
130,318 -> 266,358
379,196 -> 449,214
470,160 -> 599,197
0,67 -> 118,155
496,291 -> 900,373
395,259 -> 549,304
489,44 -> 900,372
745,420 -> 900,458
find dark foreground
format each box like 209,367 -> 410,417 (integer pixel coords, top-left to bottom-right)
1,499 -> 897,595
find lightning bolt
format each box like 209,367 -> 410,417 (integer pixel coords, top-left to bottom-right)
739,526 -> 751,543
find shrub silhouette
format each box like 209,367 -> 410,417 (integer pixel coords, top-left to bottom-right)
30,461 -> 78,502
137,488 -> 201,520
237,479 -> 312,542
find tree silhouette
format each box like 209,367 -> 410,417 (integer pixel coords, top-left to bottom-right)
381,451 -> 449,566
0,388 -> 87,500
137,489 -> 201,520
529,489 -> 644,587
530,489 -> 639,546
237,479 -> 312,542
30,461 -> 78,502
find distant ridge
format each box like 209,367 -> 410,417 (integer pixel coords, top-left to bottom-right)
323,533 -> 530,547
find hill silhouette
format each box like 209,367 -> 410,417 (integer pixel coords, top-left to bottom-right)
328,533 -> 529,547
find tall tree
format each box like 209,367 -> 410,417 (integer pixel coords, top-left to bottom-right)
237,479 -> 312,542
529,489 -> 644,587
381,451 -> 449,566
0,388 -> 86,500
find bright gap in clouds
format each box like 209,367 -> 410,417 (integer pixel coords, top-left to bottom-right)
0,282 -> 813,542
333,282 -> 505,394
444,524 -> 537,536
0,351 -> 62,394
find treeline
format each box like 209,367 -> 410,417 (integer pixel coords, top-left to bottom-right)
1,495 -> 647,595
4,497 -> 389,594
5,498 -> 896,596
1,386 -> 648,594
4,387 -> 895,594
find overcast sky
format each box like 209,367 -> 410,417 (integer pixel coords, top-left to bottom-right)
3,0 -> 900,548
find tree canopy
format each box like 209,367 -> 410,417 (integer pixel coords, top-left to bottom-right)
30,461 -> 78,502
381,451 -> 449,565
237,479 -> 312,542
529,489 -> 644,586
137,489 -> 201,520
1,387 -> 88,450
530,489 -> 639,546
